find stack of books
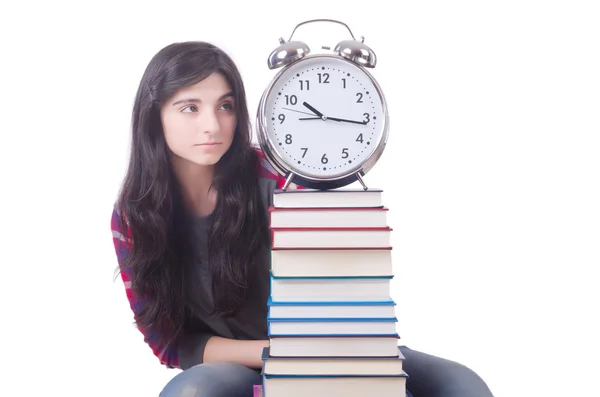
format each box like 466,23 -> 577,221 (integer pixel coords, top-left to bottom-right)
255,188 -> 408,397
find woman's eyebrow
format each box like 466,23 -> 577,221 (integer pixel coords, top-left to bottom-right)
171,91 -> 234,106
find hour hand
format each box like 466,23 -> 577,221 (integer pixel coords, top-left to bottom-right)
302,102 -> 324,118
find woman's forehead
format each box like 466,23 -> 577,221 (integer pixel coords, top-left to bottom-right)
169,73 -> 234,105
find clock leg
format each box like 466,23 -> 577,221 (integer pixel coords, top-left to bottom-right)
356,172 -> 368,191
281,172 -> 296,191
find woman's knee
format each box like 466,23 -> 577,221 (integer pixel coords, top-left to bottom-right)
159,362 -> 260,397
400,346 -> 493,397
439,360 -> 492,396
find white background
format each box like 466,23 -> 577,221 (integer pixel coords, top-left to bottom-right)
0,1 -> 598,396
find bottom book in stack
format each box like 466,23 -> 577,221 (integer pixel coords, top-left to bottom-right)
260,346 -> 406,397
258,188 -> 408,396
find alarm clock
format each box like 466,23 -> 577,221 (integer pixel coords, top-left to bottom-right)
256,19 -> 389,191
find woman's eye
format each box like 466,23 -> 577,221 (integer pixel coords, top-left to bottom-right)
220,102 -> 234,111
181,105 -> 198,112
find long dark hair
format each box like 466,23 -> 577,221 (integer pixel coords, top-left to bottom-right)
117,41 -> 269,344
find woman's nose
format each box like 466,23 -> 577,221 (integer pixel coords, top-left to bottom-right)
199,109 -> 220,133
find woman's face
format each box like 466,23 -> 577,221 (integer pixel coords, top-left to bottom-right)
161,72 -> 237,168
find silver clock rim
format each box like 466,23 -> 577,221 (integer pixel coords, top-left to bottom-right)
256,53 -> 389,184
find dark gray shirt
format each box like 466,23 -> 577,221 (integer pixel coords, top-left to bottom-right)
178,177 -> 276,369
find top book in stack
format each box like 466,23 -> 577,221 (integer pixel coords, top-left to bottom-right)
272,188 -> 384,209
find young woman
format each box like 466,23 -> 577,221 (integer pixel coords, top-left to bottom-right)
111,41 -> 494,397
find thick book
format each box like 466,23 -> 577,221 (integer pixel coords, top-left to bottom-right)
268,335 -> 401,358
270,247 -> 393,277
270,274 -> 393,302
261,373 -> 408,397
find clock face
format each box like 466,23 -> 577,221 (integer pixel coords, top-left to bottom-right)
259,54 -> 387,180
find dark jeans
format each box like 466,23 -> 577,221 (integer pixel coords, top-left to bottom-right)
159,345 -> 494,397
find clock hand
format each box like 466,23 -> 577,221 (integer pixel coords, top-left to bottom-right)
299,116 -> 367,125
302,102 -> 325,118
328,116 -> 367,125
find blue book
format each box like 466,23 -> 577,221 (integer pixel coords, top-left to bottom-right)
267,296 -> 397,319
267,316 -> 398,337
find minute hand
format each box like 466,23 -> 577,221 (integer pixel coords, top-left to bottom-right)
297,116 -> 368,125
327,116 -> 367,125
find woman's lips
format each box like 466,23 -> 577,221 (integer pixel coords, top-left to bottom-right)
195,142 -> 222,146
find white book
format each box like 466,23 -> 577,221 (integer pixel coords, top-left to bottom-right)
262,346 -> 405,376
270,275 -> 392,302
262,374 -> 407,397
269,207 -> 389,228
269,335 -> 401,358
271,227 -> 392,249
267,298 -> 397,319
268,317 -> 397,336
263,358 -> 404,376
270,248 -> 393,277
272,188 -> 383,208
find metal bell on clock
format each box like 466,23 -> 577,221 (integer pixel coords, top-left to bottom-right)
267,38 -> 310,69
334,36 -> 377,68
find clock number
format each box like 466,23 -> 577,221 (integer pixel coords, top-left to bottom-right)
299,80 -> 310,90
300,148 -> 308,158
278,114 -> 285,124
356,93 -> 363,103
356,133 -> 363,143
318,73 -> 330,83
363,113 -> 370,124
321,153 -> 328,164
342,78 -> 346,89
285,95 -> 297,105
341,148 -> 349,158
285,134 -> 292,144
